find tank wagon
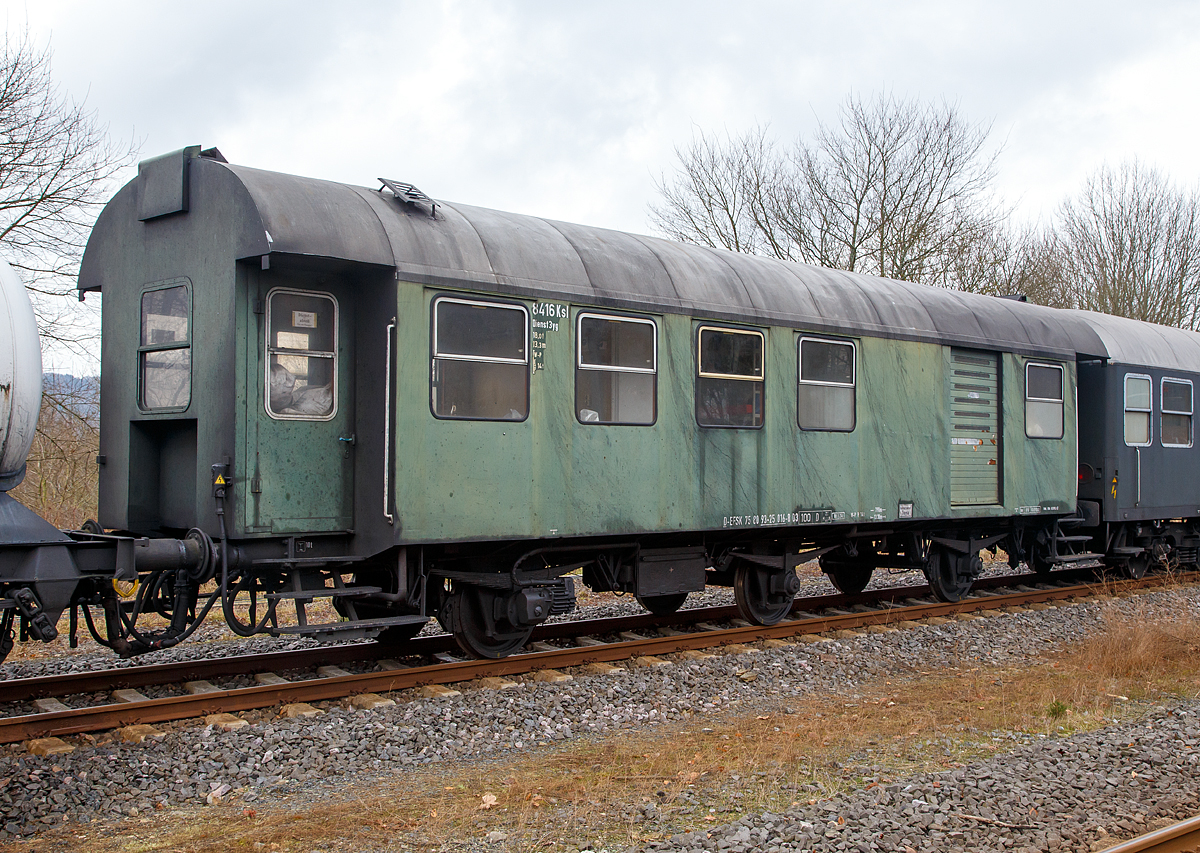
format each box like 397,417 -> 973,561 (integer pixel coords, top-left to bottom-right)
1,145 -> 1198,661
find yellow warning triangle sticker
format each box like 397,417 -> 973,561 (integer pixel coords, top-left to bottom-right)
214,475 -> 227,485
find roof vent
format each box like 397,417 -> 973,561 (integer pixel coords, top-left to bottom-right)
378,178 -> 437,217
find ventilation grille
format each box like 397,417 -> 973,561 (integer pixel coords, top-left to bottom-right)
378,178 -> 437,216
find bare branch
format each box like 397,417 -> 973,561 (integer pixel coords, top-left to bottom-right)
0,28 -> 137,345
648,94 -> 1006,289
9,374 -> 99,528
1051,161 -> 1200,328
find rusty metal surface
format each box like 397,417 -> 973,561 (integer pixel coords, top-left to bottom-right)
1098,815 -> 1200,853
0,573 -> 1171,745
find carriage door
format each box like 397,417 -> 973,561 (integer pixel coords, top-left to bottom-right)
246,284 -> 355,534
949,348 -> 1000,505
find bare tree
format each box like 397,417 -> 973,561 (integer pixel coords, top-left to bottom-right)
649,125 -> 781,256
1054,160 -> 1200,328
650,94 -> 1005,288
943,222 -> 1073,308
0,29 -> 136,348
9,374 -> 99,528
791,95 -> 1002,281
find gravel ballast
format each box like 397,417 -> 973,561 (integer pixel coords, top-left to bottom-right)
0,584 -> 1195,850
647,702 -> 1200,853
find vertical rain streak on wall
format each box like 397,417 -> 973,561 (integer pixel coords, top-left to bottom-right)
949,349 -> 1000,506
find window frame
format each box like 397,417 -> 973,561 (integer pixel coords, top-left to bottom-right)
575,311 -> 658,426
137,279 -> 193,413
797,336 -> 857,432
1124,373 -> 1153,448
430,295 -> 530,422
696,325 -> 765,381
1023,361 -> 1065,440
695,325 -> 766,429
1161,376 -> 1194,448
264,287 -> 340,422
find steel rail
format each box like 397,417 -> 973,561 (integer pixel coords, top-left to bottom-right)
0,569 -> 1089,703
1098,815 -> 1200,853
0,573 -> 1176,744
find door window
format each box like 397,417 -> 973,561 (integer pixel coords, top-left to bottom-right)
1124,374 -> 1152,446
266,289 -> 337,420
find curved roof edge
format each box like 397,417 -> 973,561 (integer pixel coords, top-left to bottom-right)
79,151 -> 1131,362
1062,310 -> 1200,372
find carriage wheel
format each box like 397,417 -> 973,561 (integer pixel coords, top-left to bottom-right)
926,546 -> 977,603
733,563 -> 797,626
438,586 -> 533,659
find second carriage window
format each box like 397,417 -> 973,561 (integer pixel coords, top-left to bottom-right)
576,314 -> 656,425
431,297 -> 529,421
696,327 -> 764,428
798,338 -> 856,431
1162,378 -> 1193,448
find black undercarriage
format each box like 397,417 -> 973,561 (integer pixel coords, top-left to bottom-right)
8,501 -> 1197,665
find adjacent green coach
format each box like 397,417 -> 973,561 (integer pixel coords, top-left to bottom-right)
79,147 -> 1105,657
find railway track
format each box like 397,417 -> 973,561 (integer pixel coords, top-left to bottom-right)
0,568 -> 1090,703
1101,815 -> 1200,852
0,569 -> 1187,746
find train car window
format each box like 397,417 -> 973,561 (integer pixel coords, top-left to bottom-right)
265,289 -> 337,420
1161,378 -> 1193,448
1124,374 -> 1152,446
575,313 -> 656,425
798,338 -> 855,431
1024,363 -> 1064,439
431,297 -> 529,421
696,326 -> 764,428
138,283 -> 191,410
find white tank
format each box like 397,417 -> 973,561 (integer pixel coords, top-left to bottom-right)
0,259 -> 42,491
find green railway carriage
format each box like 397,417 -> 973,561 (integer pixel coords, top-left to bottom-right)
77,147 -> 1103,656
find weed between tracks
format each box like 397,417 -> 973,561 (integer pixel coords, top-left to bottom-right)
8,587 -> 1200,853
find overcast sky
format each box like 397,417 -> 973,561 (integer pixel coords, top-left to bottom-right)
21,0 -> 1200,233
15,1 -> 1200,366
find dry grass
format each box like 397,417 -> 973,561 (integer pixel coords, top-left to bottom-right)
1077,596 -> 1200,679
10,588 -> 1200,853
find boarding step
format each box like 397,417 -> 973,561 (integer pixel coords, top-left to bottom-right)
1108,546 -> 1143,558
1051,552 -> 1104,563
265,586 -> 383,601
274,614 -> 428,641
1054,534 -> 1095,544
